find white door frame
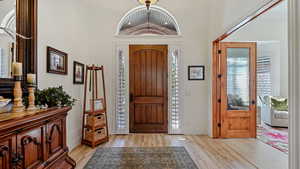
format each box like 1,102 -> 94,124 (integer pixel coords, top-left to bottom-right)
112,38 -> 184,134
288,0 -> 299,168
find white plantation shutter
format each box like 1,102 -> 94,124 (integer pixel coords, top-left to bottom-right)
115,48 -> 128,133
169,47 -> 182,134
257,55 -> 272,96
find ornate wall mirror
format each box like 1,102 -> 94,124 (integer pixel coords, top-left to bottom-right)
0,0 -> 37,98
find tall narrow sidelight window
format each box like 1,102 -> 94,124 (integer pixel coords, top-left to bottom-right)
115,49 -> 127,133
169,48 -> 182,134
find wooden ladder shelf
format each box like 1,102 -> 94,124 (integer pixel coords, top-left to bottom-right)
81,65 -> 109,148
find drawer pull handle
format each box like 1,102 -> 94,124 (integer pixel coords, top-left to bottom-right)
18,153 -> 24,160
12,154 -> 19,164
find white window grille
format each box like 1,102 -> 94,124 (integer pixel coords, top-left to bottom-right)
115,49 -> 127,133
169,48 -> 182,134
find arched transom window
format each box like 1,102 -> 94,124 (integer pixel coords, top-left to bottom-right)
117,6 -> 181,36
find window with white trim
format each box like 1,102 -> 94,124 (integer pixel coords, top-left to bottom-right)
257,54 -> 272,96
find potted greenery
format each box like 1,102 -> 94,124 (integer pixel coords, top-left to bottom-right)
24,86 -> 76,108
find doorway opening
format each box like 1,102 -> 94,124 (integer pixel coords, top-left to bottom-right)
114,42 -> 182,135
212,0 -> 288,156
114,5 -> 182,134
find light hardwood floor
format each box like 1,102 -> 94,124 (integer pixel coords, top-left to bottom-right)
69,134 -> 288,169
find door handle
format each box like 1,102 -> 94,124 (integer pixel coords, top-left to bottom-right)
130,93 -> 134,102
252,100 -> 256,105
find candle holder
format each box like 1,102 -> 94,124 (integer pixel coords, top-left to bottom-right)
27,84 -> 37,111
12,76 -> 25,113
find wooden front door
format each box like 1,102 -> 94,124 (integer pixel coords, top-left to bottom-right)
220,42 -> 257,138
129,45 -> 168,133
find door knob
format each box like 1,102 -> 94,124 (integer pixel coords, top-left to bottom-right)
130,93 -> 134,102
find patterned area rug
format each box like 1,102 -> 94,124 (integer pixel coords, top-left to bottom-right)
257,125 -> 288,154
84,147 -> 198,169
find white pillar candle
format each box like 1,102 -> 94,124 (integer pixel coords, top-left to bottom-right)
12,62 -> 22,76
27,74 -> 36,84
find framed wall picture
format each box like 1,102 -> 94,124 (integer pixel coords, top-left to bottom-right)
90,98 -> 105,112
188,65 -> 205,80
47,46 -> 68,75
73,61 -> 85,84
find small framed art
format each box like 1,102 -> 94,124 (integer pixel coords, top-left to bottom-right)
188,65 -> 205,80
47,46 -> 68,75
73,61 -> 85,84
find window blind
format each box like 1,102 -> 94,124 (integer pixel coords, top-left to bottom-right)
115,49 -> 127,132
257,55 -> 272,96
169,48 -> 182,134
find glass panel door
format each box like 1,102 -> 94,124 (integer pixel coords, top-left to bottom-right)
220,42 -> 257,138
227,48 -> 250,111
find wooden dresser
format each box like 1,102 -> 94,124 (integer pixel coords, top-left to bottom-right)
0,107 -> 76,169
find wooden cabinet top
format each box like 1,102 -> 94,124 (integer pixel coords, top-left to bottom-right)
0,107 -> 71,133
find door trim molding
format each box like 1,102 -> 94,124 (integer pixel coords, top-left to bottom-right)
288,0 -> 299,168
212,0 -> 285,138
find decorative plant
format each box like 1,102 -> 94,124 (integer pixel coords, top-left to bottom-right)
24,86 -> 76,107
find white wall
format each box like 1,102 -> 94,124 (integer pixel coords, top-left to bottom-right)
38,0 -> 211,150
208,0 -> 270,40
38,0 -> 96,150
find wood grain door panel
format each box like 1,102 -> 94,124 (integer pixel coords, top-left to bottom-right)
0,135 -> 16,169
46,119 -> 65,162
130,45 -> 168,133
17,126 -> 44,169
220,42 -> 257,138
